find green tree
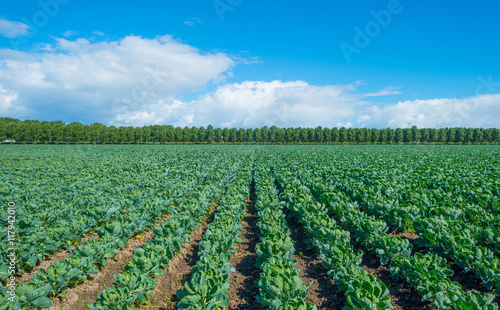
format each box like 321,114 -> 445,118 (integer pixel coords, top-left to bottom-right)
411,126 -> 421,142
165,125 -> 174,142
370,128 -> 379,144
455,128 -> 465,144
198,126 -> 206,143
222,128 -> 229,142
174,127 -> 182,143
331,127 -> 339,143
253,128 -> 261,143
323,128 -> 332,144
447,128 -> 456,143
206,125 -> 214,142
261,126 -> 269,143
402,128 -> 411,143
214,128 -> 222,143
298,128 -> 307,143
182,126 -> 191,142
228,128 -> 237,142
237,128 -> 246,142
395,128 -> 403,143
473,128 -> 483,143
339,127 -> 348,143
246,128 -> 253,142
314,126 -> 323,143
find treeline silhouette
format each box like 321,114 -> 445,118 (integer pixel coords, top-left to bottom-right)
1,117 -> 499,144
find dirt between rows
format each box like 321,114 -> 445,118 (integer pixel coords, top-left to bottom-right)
17,231 -> 99,285
286,214 -> 345,309
48,213 -> 172,310
138,207 -> 215,310
227,189 -> 262,310
396,229 -> 499,304
353,242 -> 430,310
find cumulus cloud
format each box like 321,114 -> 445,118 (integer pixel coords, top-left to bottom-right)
111,80 -> 395,128
0,85 -> 28,116
111,80 -> 500,128
62,30 -> 78,37
184,17 -> 203,26
367,94 -> 500,128
0,18 -> 30,38
0,34 -> 498,128
0,35 -> 234,123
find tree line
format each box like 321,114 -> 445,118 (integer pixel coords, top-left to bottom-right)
1,117 -> 499,144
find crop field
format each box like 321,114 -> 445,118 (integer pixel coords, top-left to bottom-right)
1,145 -> 499,310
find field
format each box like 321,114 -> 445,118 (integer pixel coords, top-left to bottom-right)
1,145 -> 499,310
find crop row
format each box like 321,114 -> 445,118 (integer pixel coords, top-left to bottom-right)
267,155 -> 393,309
0,151 -> 241,309
303,153 -> 500,296
253,154 -> 315,309
293,160 -> 498,309
176,155 -> 252,309
88,155 -> 246,309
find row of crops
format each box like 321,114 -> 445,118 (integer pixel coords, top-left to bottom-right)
0,145 -> 499,309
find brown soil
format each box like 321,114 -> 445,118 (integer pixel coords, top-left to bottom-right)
355,243 -> 431,310
227,183 -> 262,310
140,219 -> 210,309
48,214 -> 172,310
396,231 -> 419,241
17,231 -> 99,284
286,213 -> 344,309
17,250 -> 73,285
397,231 -> 429,256
138,205 -> 217,310
448,260 -> 499,304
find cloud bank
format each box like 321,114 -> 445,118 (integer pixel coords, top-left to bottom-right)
111,81 -> 500,128
0,35 -> 234,123
0,36 -> 498,128
0,18 -> 30,38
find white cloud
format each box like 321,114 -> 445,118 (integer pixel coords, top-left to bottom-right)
367,94 -> 500,128
0,18 -> 30,38
0,85 -> 28,116
0,34 -> 498,128
111,80 -> 384,128
184,17 -> 203,26
62,30 -> 78,37
92,31 -> 105,36
0,35 -> 234,123
111,80 -> 500,129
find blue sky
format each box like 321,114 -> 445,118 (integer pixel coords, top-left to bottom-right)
0,0 -> 499,128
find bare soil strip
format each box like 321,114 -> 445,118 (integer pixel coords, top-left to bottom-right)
353,242 -> 431,310
449,261 -> 499,304
227,180 -> 262,310
141,218 -> 211,309
138,205 -> 218,310
286,214 -> 344,309
17,231 -> 99,284
48,213 -> 172,310
397,230 -> 498,303
18,250 -> 73,285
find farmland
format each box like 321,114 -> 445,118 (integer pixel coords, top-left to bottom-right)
1,145 -> 499,310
